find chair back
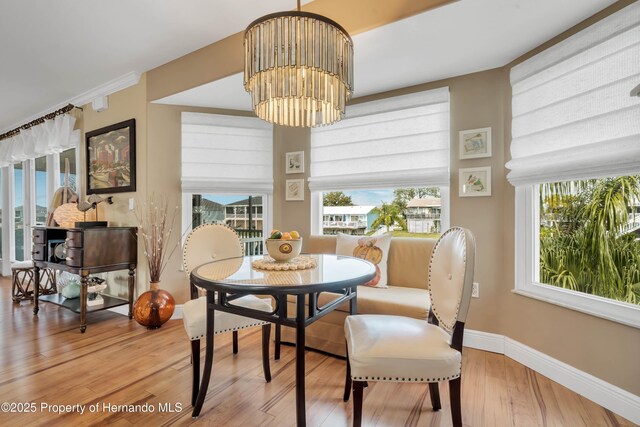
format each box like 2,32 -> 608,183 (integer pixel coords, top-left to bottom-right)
183,223 -> 243,277
428,227 -> 475,331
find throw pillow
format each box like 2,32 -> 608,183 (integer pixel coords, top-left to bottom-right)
336,233 -> 392,288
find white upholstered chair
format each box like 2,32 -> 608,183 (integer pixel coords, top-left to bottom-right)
343,227 -> 476,427
182,223 -> 272,406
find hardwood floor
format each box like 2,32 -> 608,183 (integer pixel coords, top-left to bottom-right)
0,277 -> 635,427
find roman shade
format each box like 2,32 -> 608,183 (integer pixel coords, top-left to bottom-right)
181,112 -> 273,194
507,2 -> 640,186
0,114 -> 80,167
308,87 -> 450,191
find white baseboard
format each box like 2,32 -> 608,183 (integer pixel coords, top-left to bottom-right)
464,329 -> 640,425
108,304 -> 184,320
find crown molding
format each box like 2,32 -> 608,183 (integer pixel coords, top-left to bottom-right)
70,71 -> 141,107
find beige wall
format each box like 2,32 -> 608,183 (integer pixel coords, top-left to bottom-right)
75,0 -> 638,397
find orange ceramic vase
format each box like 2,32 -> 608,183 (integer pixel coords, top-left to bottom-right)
133,281 -> 175,329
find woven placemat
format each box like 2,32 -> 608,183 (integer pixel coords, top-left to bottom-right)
252,256 -> 317,271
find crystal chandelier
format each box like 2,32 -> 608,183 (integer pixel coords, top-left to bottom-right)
243,1 -> 354,127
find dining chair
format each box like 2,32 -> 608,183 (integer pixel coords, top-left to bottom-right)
343,227 -> 475,427
182,223 -> 273,406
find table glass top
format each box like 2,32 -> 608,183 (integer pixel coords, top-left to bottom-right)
191,254 -> 375,293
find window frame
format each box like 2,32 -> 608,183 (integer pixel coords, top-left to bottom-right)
514,186 -> 640,329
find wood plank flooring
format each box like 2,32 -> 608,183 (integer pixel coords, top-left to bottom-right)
0,277 -> 635,426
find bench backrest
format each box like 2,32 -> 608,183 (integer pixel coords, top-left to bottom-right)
307,235 -> 436,290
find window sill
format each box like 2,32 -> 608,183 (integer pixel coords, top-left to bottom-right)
512,285 -> 640,329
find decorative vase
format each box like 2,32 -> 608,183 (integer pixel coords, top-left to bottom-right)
133,281 -> 175,329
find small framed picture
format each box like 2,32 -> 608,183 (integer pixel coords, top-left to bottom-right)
285,151 -> 304,174
286,179 -> 305,201
459,167 -> 491,197
459,127 -> 492,159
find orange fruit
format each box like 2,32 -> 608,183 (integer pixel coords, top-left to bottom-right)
290,230 -> 300,240
281,232 -> 292,240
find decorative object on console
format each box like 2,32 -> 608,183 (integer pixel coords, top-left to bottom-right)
336,233 -> 392,288
75,194 -> 113,227
459,127 -> 492,159
459,166 -> 492,197
243,0 -> 353,127
86,118 -> 136,194
285,151 -> 304,174
132,195 -> 179,329
53,203 -> 91,228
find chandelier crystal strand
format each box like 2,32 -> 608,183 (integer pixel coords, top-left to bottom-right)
244,11 -> 353,127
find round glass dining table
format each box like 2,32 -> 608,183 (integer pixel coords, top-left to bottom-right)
189,254 -> 376,427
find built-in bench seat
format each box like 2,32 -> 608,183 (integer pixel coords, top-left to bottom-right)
280,235 -> 436,357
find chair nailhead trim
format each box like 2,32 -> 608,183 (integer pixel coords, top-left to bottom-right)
351,373 -> 461,383
189,321 -> 268,340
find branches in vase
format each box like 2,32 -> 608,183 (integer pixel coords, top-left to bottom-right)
135,195 -> 179,283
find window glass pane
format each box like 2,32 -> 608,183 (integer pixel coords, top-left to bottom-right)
14,163 -> 24,261
192,194 -> 264,253
59,148 -> 77,191
0,171 -> 2,259
538,176 -> 640,305
321,187 -> 442,237
35,156 -> 47,225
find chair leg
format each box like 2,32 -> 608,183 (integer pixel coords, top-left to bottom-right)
343,350 -> 352,402
261,324 -> 271,383
232,330 -> 239,354
353,380 -> 364,427
275,324 -> 281,360
191,339 -> 200,407
449,377 -> 462,427
429,382 -> 441,410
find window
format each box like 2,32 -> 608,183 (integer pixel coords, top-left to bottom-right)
14,163 -> 24,261
35,156 -> 47,225
320,188 -> 444,237
509,2 -> 640,327
59,148 -> 77,192
181,113 -> 273,255
310,88 -> 450,236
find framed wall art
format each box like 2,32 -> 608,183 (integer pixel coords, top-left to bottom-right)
459,127 -> 492,159
459,166 -> 491,197
286,179 -> 304,201
285,151 -> 304,174
86,119 -> 136,194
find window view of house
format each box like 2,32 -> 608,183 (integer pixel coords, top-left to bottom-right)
322,188 -> 441,238
192,194 -> 264,254
538,176 -> 640,305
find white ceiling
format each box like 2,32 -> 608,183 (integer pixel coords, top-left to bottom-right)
1,0 -> 616,132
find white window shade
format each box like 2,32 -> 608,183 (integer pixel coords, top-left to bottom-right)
507,2 -> 640,186
181,112 -> 273,194
309,87 -> 450,191
0,114 -> 80,167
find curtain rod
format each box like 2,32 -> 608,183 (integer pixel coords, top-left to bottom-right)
0,104 -> 82,142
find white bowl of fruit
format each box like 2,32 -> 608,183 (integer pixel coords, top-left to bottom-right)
265,230 -> 302,262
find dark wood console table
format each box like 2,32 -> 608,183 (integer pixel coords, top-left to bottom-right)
32,226 -> 137,333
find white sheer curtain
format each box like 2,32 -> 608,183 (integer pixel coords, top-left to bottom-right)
507,2 -> 640,186
181,112 -> 273,194
0,114 -> 80,167
308,87 -> 450,191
